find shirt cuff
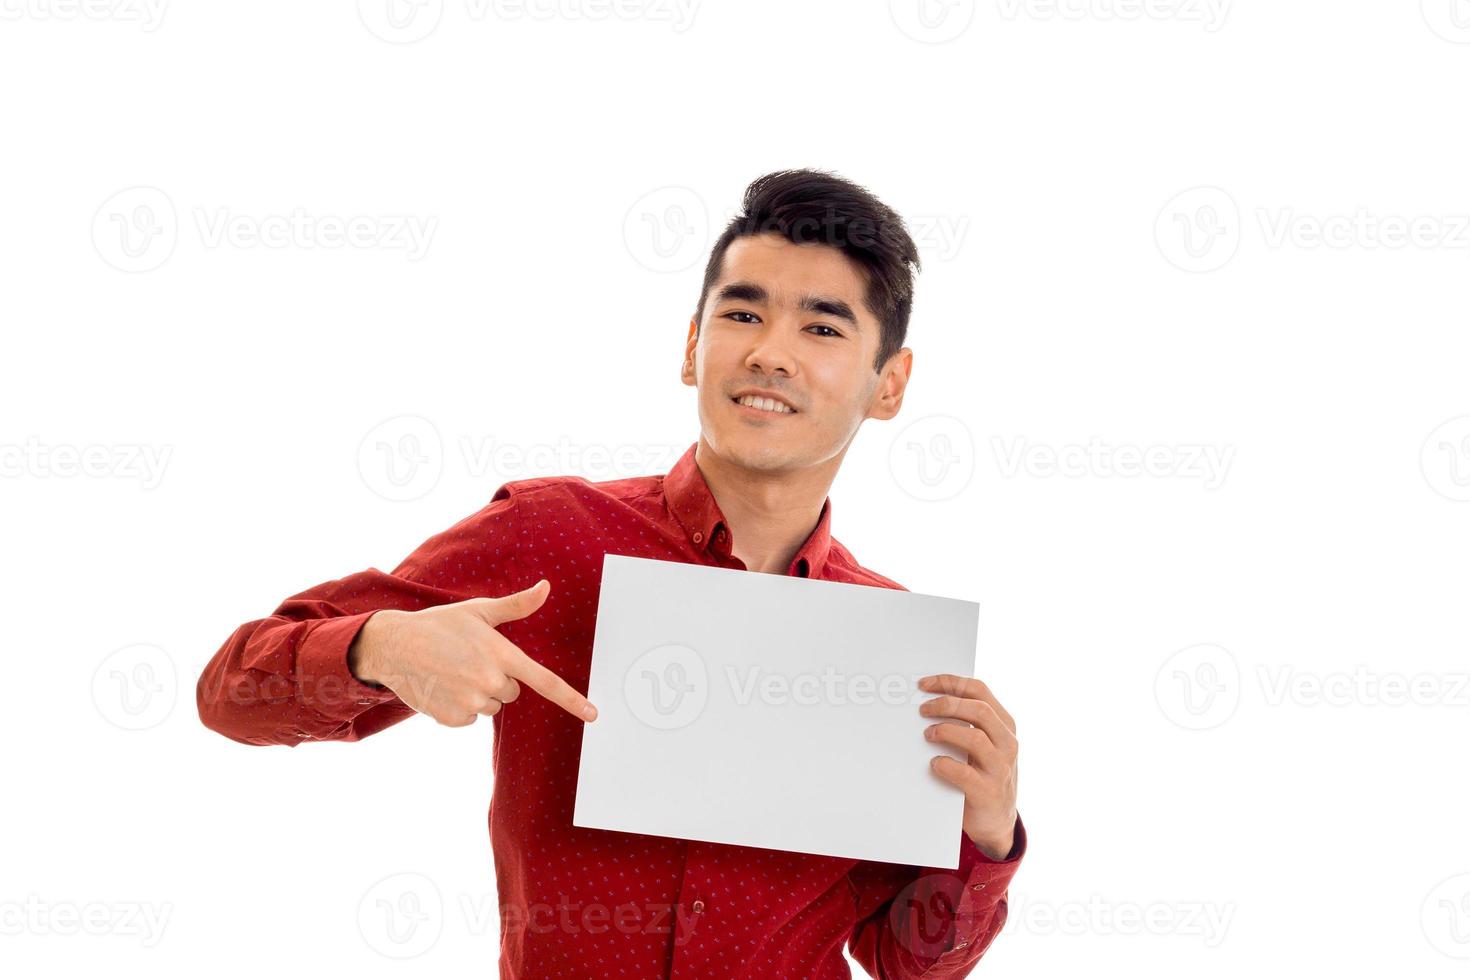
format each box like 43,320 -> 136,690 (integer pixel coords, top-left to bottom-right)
934,814 -> 1028,964
961,813 -> 1027,869
296,611 -> 401,721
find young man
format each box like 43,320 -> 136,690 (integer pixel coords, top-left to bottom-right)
197,169 -> 1025,978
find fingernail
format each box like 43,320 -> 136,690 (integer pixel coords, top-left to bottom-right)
582,704 -> 598,722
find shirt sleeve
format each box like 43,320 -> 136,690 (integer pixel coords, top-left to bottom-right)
195,484 -> 531,747
847,814 -> 1027,979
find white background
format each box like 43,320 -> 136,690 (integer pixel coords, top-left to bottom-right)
3,1 -> 1468,976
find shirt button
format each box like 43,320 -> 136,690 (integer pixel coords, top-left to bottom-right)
954,941 -> 969,950
692,531 -> 703,544
691,900 -> 705,914
972,882 -> 986,890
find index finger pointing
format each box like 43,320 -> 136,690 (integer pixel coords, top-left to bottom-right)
503,646 -> 598,722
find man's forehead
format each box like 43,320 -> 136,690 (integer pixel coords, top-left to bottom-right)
714,234 -> 869,307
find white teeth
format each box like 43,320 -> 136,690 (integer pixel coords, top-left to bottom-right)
737,395 -> 793,414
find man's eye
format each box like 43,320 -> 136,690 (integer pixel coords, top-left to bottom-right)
807,324 -> 841,338
724,311 -> 759,324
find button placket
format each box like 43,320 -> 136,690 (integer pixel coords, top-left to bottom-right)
669,843 -> 711,979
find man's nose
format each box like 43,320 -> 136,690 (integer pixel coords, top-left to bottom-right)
743,321 -> 798,377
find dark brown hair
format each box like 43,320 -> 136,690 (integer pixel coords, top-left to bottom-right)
692,169 -> 921,374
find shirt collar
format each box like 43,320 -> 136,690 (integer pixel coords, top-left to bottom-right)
663,441 -> 833,579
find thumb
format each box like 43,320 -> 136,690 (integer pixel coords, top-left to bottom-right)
477,578 -> 551,626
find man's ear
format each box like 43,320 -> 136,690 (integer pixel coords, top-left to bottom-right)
866,347 -> 913,421
680,317 -> 699,387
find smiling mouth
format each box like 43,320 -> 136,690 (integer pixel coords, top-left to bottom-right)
731,395 -> 798,416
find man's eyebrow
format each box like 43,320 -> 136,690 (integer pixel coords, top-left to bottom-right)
800,294 -> 859,330
713,282 -> 861,332
713,282 -> 769,305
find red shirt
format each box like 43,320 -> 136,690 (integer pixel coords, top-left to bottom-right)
197,441 -> 1026,978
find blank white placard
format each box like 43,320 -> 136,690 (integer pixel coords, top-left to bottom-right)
572,553 -> 980,868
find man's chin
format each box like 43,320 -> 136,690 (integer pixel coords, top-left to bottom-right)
709,429 -> 804,472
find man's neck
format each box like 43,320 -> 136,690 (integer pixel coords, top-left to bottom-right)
693,436 -> 838,575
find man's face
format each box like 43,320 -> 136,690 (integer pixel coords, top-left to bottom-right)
681,232 -> 910,473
